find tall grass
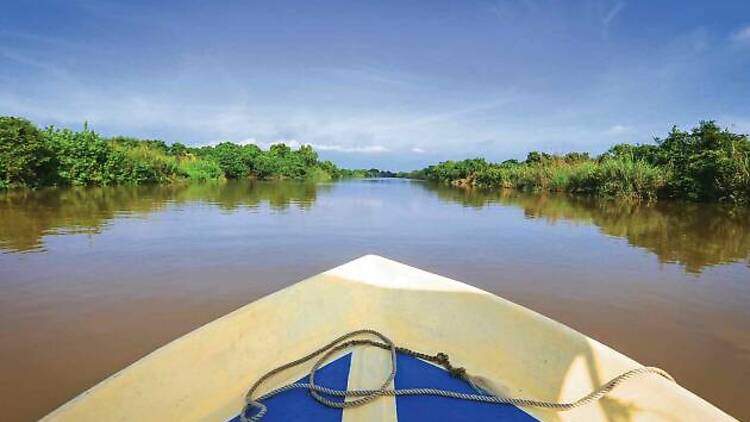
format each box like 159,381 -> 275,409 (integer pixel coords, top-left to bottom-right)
593,158 -> 668,200
420,121 -> 749,203
112,142 -> 181,183
443,157 -> 667,200
177,157 -> 224,182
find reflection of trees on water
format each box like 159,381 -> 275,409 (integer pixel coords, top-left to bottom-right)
0,181 -> 327,253
178,181 -> 323,211
4,180 -> 748,273
423,183 -> 750,273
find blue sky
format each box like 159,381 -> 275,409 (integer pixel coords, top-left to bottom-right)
1,1 -> 749,170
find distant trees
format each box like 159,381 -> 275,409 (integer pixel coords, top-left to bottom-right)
416,121 -> 749,203
337,168 -> 398,178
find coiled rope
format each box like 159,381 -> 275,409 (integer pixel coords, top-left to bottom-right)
241,329 -> 674,421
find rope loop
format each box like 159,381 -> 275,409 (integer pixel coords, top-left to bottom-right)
241,329 -> 675,421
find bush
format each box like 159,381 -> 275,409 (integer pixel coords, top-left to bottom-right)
48,126 -> 122,186
178,158 -> 224,182
415,121 -> 749,203
658,121 -> 750,202
0,117 -> 56,187
211,142 -> 252,179
0,117 -> 346,188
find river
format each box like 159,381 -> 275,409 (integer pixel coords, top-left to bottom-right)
1,179 -> 748,420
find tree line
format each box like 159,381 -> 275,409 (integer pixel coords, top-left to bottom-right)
3,117 -> 748,203
0,116 -> 386,189
412,121 -> 749,203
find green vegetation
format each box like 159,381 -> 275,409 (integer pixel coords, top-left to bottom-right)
338,168 -> 399,178
0,116 -> 354,189
3,117 -> 748,203
415,121 -> 750,203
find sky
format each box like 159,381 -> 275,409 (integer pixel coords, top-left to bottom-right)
1,1 -> 749,170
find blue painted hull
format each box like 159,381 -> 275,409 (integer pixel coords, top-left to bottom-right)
234,352 -> 536,421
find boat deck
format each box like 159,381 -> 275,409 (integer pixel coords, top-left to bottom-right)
231,351 -> 536,421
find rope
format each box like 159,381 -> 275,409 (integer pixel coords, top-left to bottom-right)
241,329 -> 675,421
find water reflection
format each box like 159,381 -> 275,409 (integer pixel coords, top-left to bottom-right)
0,181 -> 325,253
1,180 -> 749,273
423,183 -> 750,273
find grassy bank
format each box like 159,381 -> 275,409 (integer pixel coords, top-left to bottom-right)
413,121 -> 750,203
0,116 -> 356,189
3,117 -> 748,203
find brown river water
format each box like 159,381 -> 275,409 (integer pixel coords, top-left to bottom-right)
1,179 -> 748,421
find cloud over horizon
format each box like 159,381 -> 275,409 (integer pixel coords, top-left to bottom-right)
1,1 -> 749,170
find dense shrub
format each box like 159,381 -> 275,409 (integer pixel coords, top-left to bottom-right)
418,121 -> 749,203
210,142 -> 254,178
0,117 -> 346,188
657,122 -> 749,202
0,117 -> 56,187
47,126 -> 123,186
178,158 -> 223,182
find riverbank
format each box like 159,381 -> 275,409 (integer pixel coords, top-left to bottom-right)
0,116 -> 381,189
3,117 -> 748,204
410,121 -> 749,204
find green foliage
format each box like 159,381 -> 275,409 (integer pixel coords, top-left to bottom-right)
656,122 -> 749,202
423,158 -> 489,183
590,157 -> 668,201
167,142 -> 189,157
116,142 -> 182,183
525,151 -> 547,164
317,160 -> 342,178
423,155 -> 668,199
417,121 -> 749,203
48,126 -> 124,186
338,168 -> 398,178
0,117 -> 348,189
196,142 -> 334,181
210,142 -> 253,178
298,145 -> 318,166
306,167 -> 333,182
178,158 -> 224,182
3,117 -> 747,204
0,117 -> 56,187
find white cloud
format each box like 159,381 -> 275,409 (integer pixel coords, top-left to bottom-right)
730,25 -> 750,44
605,125 -> 629,135
232,138 -> 391,154
316,144 -> 390,153
3,18 -> 746,169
